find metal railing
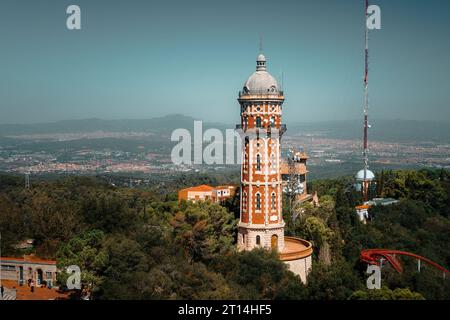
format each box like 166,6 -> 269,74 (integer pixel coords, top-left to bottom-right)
238,89 -> 284,98
236,124 -> 286,132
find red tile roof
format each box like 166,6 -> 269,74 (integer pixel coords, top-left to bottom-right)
179,184 -> 215,192
1,256 -> 57,265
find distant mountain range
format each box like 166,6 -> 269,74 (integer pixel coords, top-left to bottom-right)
0,114 -> 204,136
0,115 -> 449,143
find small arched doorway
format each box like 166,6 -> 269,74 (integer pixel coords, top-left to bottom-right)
271,235 -> 278,250
19,266 -> 24,285
37,269 -> 43,286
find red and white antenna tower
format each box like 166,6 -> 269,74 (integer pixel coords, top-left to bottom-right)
363,0 -> 370,183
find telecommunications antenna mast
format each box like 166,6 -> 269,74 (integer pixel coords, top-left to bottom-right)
363,0 -> 370,185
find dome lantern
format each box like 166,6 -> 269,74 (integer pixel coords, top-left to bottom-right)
256,54 -> 267,71
241,53 -> 280,96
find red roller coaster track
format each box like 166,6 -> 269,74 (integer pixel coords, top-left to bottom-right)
360,249 -> 450,277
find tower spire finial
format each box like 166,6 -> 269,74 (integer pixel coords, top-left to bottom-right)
256,35 -> 266,71
259,35 -> 263,53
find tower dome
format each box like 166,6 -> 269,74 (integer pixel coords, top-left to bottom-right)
355,169 -> 375,181
242,54 -> 279,95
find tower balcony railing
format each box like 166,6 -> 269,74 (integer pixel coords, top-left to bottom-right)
235,124 -> 287,136
236,124 -> 286,130
238,89 -> 284,99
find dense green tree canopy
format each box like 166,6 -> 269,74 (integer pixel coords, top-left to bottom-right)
0,169 -> 448,300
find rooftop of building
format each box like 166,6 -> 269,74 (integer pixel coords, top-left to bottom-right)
367,198 -> 400,206
279,237 -> 313,261
179,184 -> 236,193
13,239 -> 35,250
0,254 -> 56,265
0,280 -> 69,300
178,184 -> 215,193
355,198 -> 400,210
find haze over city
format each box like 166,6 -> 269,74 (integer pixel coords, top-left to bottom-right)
1,0 -> 449,124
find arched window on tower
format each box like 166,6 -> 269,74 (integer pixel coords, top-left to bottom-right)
244,137 -> 249,171
256,154 -> 261,171
242,192 -> 247,211
271,192 -> 276,210
256,117 -> 262,128
256,193 -> 261,211
244,153 -> 248,171
256,235 -> 261,246
270,153 -> 276,170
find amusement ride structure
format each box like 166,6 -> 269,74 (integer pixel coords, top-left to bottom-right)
361,249 -> 450,278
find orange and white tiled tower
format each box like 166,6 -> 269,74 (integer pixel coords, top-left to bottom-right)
236,53 -> 313,283
236,53 -> 287,251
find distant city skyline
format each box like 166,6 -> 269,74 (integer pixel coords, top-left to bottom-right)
1,114 -> 450,127
1,0 -> 449,124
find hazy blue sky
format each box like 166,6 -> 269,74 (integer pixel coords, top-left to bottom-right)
0,0 -> 449,124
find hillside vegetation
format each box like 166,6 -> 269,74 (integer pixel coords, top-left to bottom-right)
0,169 -> 448,299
